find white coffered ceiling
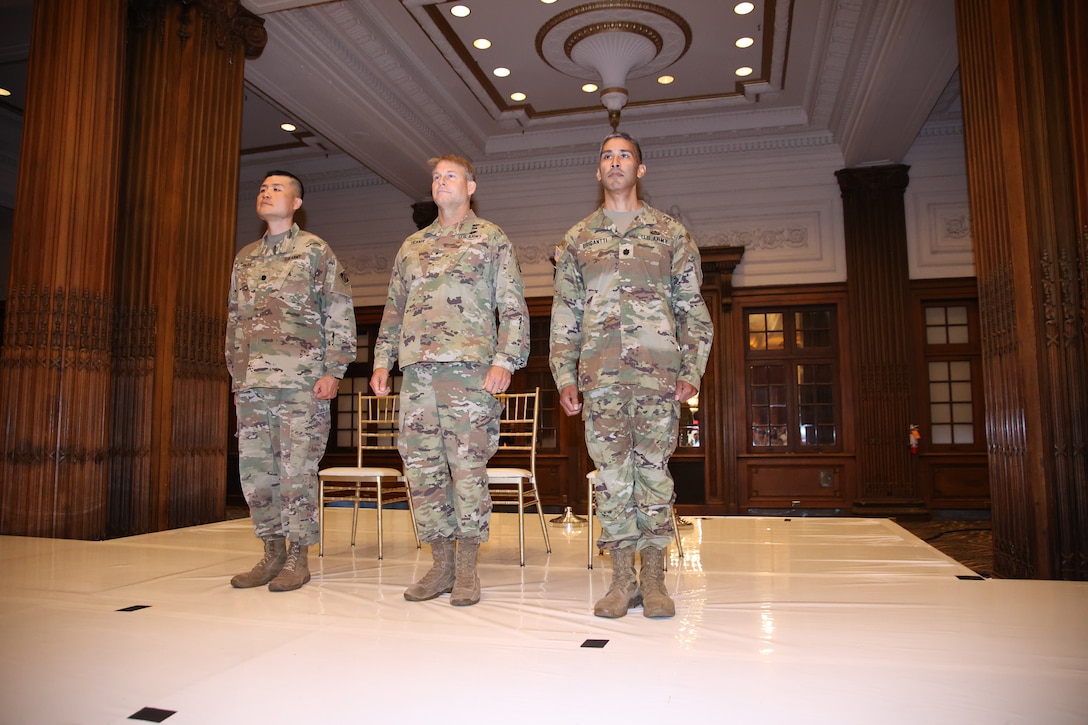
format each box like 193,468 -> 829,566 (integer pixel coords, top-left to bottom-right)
236,0 -> 960,200
0,1 -> 961,206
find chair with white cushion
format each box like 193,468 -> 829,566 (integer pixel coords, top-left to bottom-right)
318,393 -> 419,559
487,388 -> 551,566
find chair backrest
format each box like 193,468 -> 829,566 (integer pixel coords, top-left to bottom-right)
355,393 -> 400,467
493,387 -> 540,476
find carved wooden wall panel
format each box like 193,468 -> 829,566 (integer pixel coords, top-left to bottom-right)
957,0 -> 1087,579
0,0 -> 265,540
0,0 -> 126,538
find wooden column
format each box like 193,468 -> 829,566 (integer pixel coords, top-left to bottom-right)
699,245 -> 745,514
110,0 -> 265,535
956,0 -> 1087,579
0,0 -> 265,540
835,165 -> 923,516
0,0 -> 127,538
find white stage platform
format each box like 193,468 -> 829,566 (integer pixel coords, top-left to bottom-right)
1,511 -> 1086,724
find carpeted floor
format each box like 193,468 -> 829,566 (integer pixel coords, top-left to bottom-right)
896,519 -> 994,578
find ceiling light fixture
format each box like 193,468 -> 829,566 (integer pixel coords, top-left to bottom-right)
450,5 -> 470,18
734,2 -> 755,15
536,2 -> 691,131
657,75 -> 674,84
736,36 -> 754,48
473,38 -> 491,50
581,83 -> 598,93
510,92 -> 527,102
280,123 -> 297,132
735,66 -> 753,77
0,88 -> 11,97
493,67 -> 511,78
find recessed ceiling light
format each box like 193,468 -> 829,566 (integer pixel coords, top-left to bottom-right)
657,75 -> 675,85
735,66 -> 754,77
493,67 -> 511,78
734,2 -> 755,14
280,123 -> 297,132
541,0 -> 558,4
581,83 -> 598,93
0,88 -> 11,97
450,5 -> 470,18
510,92 -> 526,102
736,36 -> 755,48
473,38 -> 491,50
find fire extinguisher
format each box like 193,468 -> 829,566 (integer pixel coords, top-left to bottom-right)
909,424 -> 921,454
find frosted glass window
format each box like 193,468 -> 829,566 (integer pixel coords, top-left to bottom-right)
928,359 -> 974,445
925,305 -> 969,346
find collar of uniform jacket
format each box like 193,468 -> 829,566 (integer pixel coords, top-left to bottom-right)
587,202 -> 658,233
257,223 -> 301,255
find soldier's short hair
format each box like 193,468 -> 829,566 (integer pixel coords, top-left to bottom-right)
599,132 -> 642,164
428,154 -> 476,182
264,169 -> 305,199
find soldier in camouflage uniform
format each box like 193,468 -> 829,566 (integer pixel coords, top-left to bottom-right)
550,133 -> 713,619
372,154 -> 529,607
226,170 -> 357,592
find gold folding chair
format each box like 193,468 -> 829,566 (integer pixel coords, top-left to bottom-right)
586,469 -> 684,569
318,393 -> 420,559
487,387 -> 551,566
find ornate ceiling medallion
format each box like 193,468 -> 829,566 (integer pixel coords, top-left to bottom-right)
536,1 -> 692,129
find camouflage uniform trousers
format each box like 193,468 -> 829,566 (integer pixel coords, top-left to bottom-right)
398,362 -> 502,543
584,385 -> 680,551
235,387 -> 330,546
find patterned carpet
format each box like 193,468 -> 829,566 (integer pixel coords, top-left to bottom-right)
897,519 -> 994,578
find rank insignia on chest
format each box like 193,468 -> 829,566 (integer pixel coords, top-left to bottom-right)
620,243 -> 634,257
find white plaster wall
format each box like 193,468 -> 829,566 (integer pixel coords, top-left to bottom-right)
902,126 -> 974,279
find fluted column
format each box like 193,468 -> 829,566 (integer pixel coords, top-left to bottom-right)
836,165 -> 922,515
957,0 -> 1087,579
110,0 -> 265,534
0,0 -> 126,538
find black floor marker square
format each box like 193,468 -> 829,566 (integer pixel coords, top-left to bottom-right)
117,605 -> 151,612
956,574 -> 986,580
129,706 -> 175,722
581,639 -> 608,648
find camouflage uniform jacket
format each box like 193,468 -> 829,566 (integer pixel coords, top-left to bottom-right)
374,211 -> 529,373
226,223 -> 357,392
550,203 -> 713,394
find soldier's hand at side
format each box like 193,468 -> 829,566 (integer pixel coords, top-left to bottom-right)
370,368 -> 391,396
675,381 -> 698,402
483,366 -> 512,395
313,375 -> 340,400
559,385 -> 582,416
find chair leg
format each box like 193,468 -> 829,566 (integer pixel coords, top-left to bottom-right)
319,483 -> 326,557
587,471 -> 595,569
376,483 -> 384,561
404,481 -> 421,549
517,479 -> 525,567
671,506 -> 685,559
532,492 -> 551,555
350,487 -> 360,549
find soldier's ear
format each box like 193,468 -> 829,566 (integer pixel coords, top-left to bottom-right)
292,197 -> 303,211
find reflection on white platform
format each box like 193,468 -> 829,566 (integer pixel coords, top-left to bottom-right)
1,513 -> 1086,724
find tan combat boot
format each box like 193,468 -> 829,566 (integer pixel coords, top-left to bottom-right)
404,538 -> 456,601
231,536 -> 287,588
639,545 -> 675,618
268,541 -> 311,592
593,545 -> 641,618
450,539 -> 481,606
